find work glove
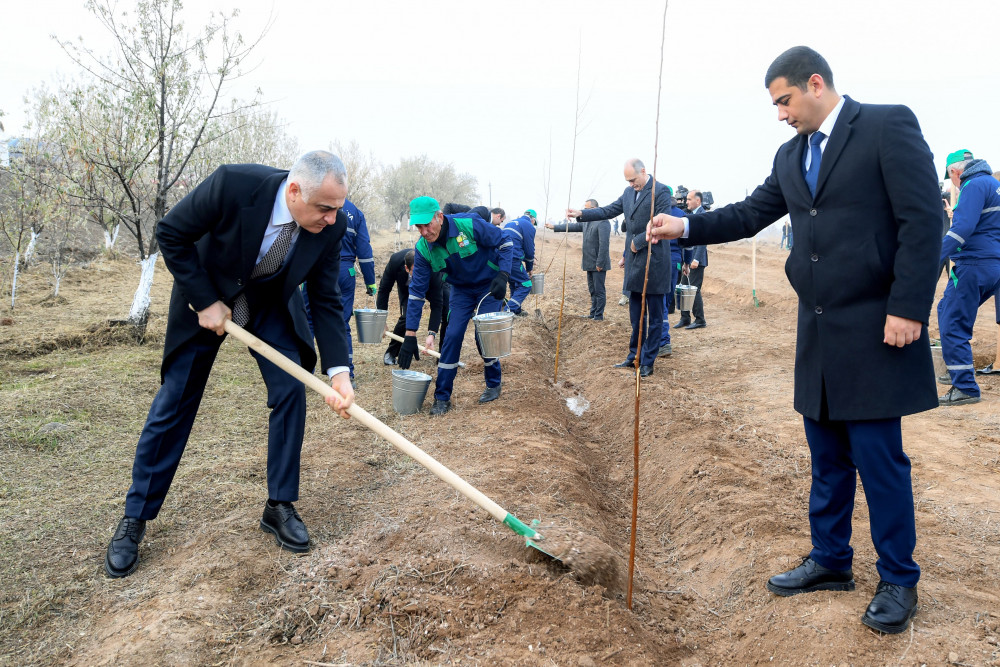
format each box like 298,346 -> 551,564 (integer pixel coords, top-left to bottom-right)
490,272 -> 509,301
398,335 -> 420,369
366,284 -> 377,296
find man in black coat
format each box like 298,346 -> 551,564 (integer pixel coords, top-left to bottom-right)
104,151 -> 355,578
568,158 -> 671,376
546,198 -> 612,319
648,47 -> 940,634
377,248 -> 445,365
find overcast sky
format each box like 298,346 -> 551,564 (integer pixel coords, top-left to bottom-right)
3,0 -> 1000,223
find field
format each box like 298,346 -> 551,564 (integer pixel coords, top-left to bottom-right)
2,229 -> 999,666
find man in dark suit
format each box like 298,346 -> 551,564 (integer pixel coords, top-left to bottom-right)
568,158 -> 671,377
546,198 -> 612,320
104,151 -> 356,578
648,47 -> 940,634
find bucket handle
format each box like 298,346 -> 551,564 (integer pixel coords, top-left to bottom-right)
679,271 -> 692,287
475,292 -> 510,318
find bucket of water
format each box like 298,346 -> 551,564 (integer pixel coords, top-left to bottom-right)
354,308 -> 388,344
530,273 -> 545,295
676,284 -> 698,312
391,369 -> 432,415
473,294 -> 514,359
930,342 -> 949,384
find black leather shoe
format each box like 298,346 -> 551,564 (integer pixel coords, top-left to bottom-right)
514,310 -> 528,317
658,344 -> 672,357
685,321 -> 707,329
430,399 -> 451,416
383,352 -> 396,366
766,556 -> 855,596
861,581 -> 918,634
105,516 -> 146,578
479,385 -> 502,403
613,359 -> 634,368
592,315 -> 604,321
639,365 -> 654,378
676,318 -> 691,328
260,500 -> 310,553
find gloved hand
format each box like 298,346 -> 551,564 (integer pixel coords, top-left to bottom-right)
366,284 -> 377,296
398,335 -> 420,369
490,272 -> 509,301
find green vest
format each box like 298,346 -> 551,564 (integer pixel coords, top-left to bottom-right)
415,218 -> 479,275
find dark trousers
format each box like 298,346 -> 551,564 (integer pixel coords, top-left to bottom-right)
802,415 -> 919,587
660,260 -> 679,346
627,292 -> 664,367
125,302 -> 306,520
681,265 -> 706,324
435,284 -> 501,401
386,312 -> 406,357
302,262 -> 357,377
587,270 -> 607,317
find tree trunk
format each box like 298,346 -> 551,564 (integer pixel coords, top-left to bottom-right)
127,252 -> 158,341
23,228 -> 39,268
10,251 -> 20,309
104,223 -> 120,251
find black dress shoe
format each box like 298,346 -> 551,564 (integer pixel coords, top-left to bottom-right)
766,556 -> 855,596
430,399 -> 451,415
685,321 -> 707,329
383,352 -> 396,366
613,359 -> 634,368
479,384 -> 502,403
676,318 -> 691,328
105,516 -> 146,578
260,500 -> 310,553
639,365 -> 654,378
861,581 -> 918,634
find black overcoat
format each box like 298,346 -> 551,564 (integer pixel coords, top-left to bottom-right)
684,97 -> 941,421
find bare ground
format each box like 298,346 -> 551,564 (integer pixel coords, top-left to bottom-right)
1,230 -> 998,666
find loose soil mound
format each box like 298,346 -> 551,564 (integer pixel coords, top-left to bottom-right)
1,233 -> 998,666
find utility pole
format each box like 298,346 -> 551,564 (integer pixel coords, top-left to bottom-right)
488,182 -> 492,208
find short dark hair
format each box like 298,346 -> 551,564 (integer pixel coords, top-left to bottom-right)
490,207 -> 506,220
764,46 -> 835,91
442,202 -> 471,215
404,250 -> 415,270
586,198 -> 599,208
688,190 -> 702,204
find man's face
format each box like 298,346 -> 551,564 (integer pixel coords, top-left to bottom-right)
490,212 -> 504,226
768,76 -> 823,136
686,194 -> 699,209
949,166 -> 962,188
583,201 -> 595,210
414,212 -> 443,243
624,165 -> 648,192
287,176 -> 348,234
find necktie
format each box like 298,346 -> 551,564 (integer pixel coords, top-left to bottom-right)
232,221 -> 297,327
804,131 -> 825,198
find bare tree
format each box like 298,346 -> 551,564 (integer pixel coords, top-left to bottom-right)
52,0 -> 270,336
381,155 -> 479,227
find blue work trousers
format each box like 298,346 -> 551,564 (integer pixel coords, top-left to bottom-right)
937,260 -> 1000,396
436,285 -> 502,401
803,415 -> 920,587
660,261 -> 679,347
506,263 -> 532,314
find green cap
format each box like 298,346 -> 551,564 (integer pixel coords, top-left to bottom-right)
944,149 -> 973,179
409,196 -> 440,226
524,209 -> 537,220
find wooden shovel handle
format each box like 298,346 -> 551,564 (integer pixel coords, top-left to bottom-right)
383,330 -> 441,359
222,319 -> 507,523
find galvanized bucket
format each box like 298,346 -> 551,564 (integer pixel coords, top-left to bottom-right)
530,273 -> 545,295
473,294 -> 514,359
353,308 -> 388,344
930,342 -> 949,384
391,369 -> 433,415
676,284 -> 698,312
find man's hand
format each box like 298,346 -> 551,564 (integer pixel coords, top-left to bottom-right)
596,266 -> 604,272
490,272 -> 509,301
883,315 -> 923,348
544,222 -> 555,229
618,256 -> 625,269
630,240 -> 637,253
399,333 -> 420,369
682,264 -> 690,276
690,259 -> 700,269
325,372 -> 354,419
424,333 -> 436,351
566,208 -> 582,219
198,301 -> 231,335
646,213 -> 685,244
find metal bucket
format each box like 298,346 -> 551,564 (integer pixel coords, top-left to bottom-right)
530,273 -> 545,295
930,342 -> 950,384
353,308 -> 388,344
676,284 -> 698,312
391,369 -> 432,415
473,294 -> 514,359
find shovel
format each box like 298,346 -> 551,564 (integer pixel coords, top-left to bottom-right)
383,330 -> 465,368
222,319 -> 553,558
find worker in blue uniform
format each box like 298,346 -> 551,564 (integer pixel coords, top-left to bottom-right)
400,196 -> 514,416
302,199 -> 376,388
501,209 -> 537,316
937,150 -> 1000,406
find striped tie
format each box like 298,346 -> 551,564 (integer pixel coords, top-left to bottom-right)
232,222 -> 296,327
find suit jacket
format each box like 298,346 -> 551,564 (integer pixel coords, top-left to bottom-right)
684,96 -> 940,421
550,218 -> 611,271
156,164 -> 349,380
581,177 -> 672,294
